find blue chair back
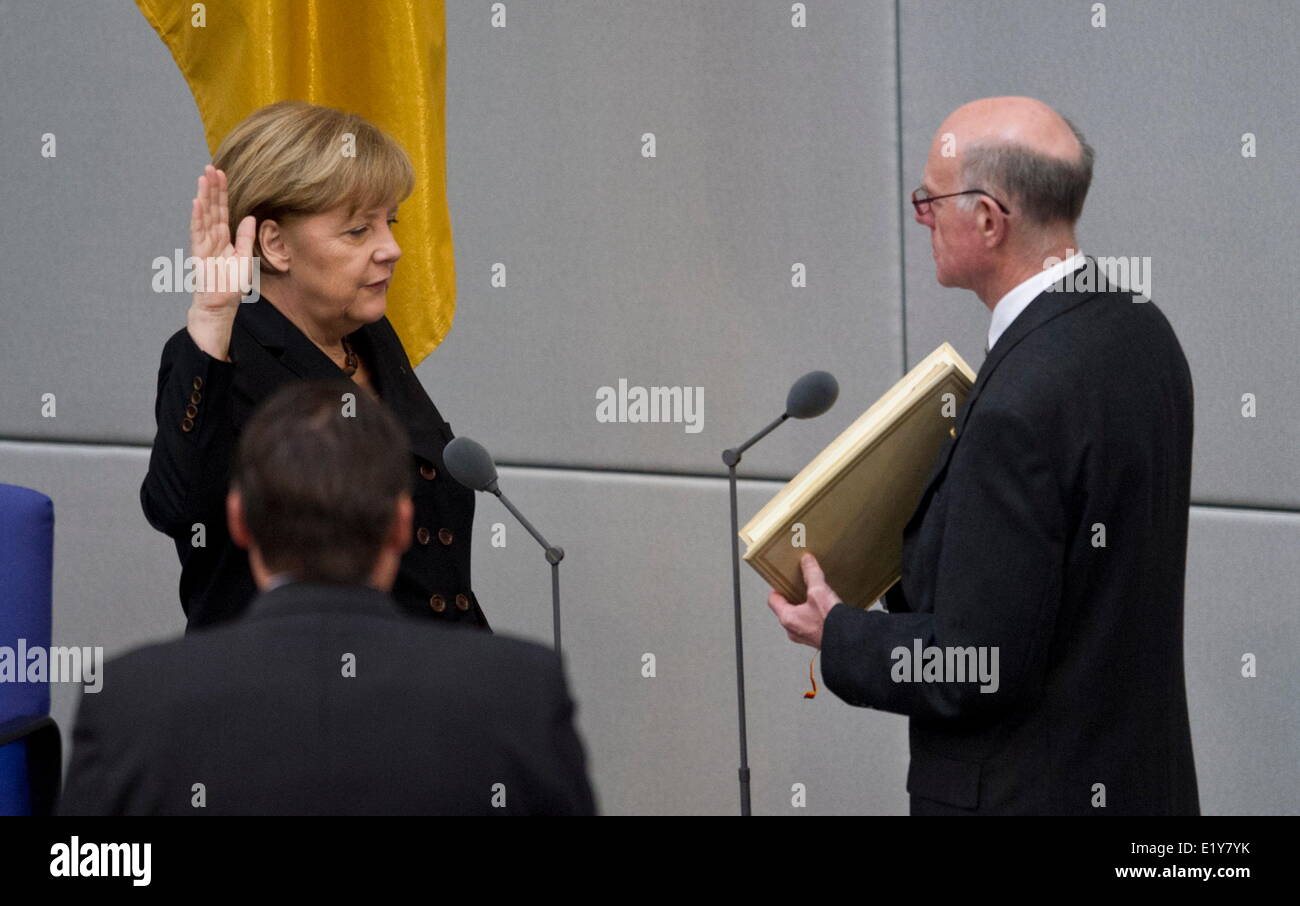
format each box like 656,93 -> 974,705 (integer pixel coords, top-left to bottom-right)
0,484 -> 57,815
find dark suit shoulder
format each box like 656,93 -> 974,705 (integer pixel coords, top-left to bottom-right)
103,613 -> 565,712
979,289 -> 1185,420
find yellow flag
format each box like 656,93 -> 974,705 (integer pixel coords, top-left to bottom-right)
135,0 -> 456,365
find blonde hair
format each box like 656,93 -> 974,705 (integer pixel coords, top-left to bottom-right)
213,101 -> 415,272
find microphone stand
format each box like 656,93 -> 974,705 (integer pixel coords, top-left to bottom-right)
491,486 -> 564,655
722,412 -> 790,817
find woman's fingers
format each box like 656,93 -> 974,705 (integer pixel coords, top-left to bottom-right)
188,165 -> 249,309
198,166 -> 211,249
193,172 -> 210,256
207,165 -> 222,248
192,165 -> 248,265
216,169 -> 230,244
190,196 -> 202,252
233,215 -> 256,259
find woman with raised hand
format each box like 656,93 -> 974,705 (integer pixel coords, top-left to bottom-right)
142,100 -> 489,631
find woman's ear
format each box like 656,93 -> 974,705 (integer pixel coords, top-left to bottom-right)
257,219 -> 290,272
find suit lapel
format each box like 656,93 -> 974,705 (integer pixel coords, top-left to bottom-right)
903,260 -> 1103,534
355,317 -> 454,462
239,296 -> 342,381
236,297 -> 448,463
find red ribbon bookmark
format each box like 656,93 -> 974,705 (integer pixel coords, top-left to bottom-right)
804,652 -> 818,699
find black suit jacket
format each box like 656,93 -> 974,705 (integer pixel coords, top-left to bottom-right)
142,296 -> 489,630
58,581 -> 595,815
822,261 -> 1200,815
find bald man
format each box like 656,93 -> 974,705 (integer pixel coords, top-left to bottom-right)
768,97 -> 1199,815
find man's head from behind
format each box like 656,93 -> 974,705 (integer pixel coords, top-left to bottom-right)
915,96 -> 1094,305
227,380 -> 414,591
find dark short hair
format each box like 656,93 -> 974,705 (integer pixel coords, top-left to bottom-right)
960,116 -> 1095,225
232,380 -> 412,584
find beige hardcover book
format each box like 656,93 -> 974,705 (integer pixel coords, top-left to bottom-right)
740,342 -> 976,608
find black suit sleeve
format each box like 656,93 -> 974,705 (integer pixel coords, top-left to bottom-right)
140,328 -> 239,539
515,653 -> 597,815
821,404 -> 1065,722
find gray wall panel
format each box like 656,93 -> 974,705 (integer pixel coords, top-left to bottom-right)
1184,507 -> 1300,816
0,0 -> 210,444
414,0 -> 904,479
898,0 -> 1300,508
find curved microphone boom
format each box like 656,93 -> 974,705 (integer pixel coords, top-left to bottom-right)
444,436 -> 565,653
722,369 -> 838,816
723,371 -> 839,467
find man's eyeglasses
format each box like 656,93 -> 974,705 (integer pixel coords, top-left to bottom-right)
911,186 -> 1011,216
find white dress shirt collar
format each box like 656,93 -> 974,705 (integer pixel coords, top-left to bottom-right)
987,252 -> 1086,352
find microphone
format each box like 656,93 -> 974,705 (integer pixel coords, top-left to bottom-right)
722,370 -> 839,816
722,371 -> 838,467
785,370 -> 839,420
442,436 -> 499,493
444,436 -> 565,653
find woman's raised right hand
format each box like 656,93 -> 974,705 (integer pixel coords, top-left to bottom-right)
186,165 -> 256,360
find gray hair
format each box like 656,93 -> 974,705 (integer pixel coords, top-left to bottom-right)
958,116 -> 1095,225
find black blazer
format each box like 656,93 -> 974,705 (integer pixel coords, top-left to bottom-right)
821,261 -> 1200,815
142,296 -> 489,631
58,581 -> 596,815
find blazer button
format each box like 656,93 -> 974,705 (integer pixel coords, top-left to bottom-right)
190,390 -> 202,405
192,376 -> 203,391
419,463 -> 437,480
416,527 -> 431,545
429,594 -> 447,613
455,593 -> 470,612
437,528 -> 454,546
185,404 -> 198,418
180,417 -> 195,432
